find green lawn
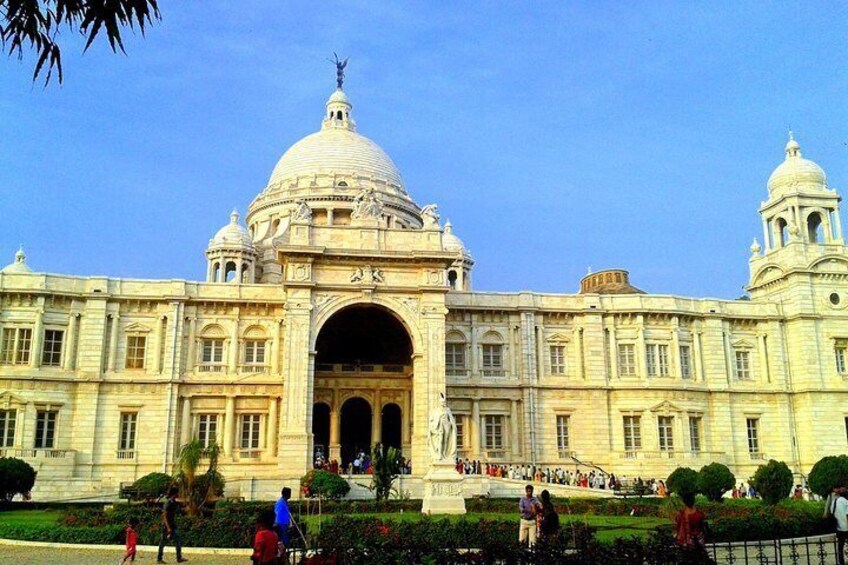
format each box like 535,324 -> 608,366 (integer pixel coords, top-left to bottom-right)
0,509 -> 63,526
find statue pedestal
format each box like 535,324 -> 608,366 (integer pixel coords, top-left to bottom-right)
421,460 -> 466,515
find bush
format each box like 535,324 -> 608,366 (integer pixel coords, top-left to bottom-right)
697,463 -> 735,502
808,455 -> 848,498
301,469 -> 350,500
130,472 -> 173,500
0,457 -> 36,501
752,459 -> 793,505
666,467 -> 699,498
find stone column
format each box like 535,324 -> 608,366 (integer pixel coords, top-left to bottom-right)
107,314 -> 120,372
608,320 -> 619,378
329,406 -> 341,461
278,300 -> 313,478
30,306 -> 44,368
757,333 -> 770,382
834,209 -> 844,241
471,399 -> 481,458
267,397 -> 278,456
236,261 -> 243,284
469,316 -> 478,377
671,318 -> 681,377
63,313 -> 78,371
636,317 -> 647,377
510,399 -> 520,459
228,314 -> 239,374
271,319 -> 282,374
185,316 -> 197,373
372,389 -> 382,446
402,389 -> 412,448
180,396 -> 192,447
153,315 -> 164,374
573,325 -> 584,380
693,330 -> 704,381
224,396 -> 235,457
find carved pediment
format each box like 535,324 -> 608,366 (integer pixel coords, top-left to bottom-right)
731,338 -> 755,349
0,391 -> 27,409
546,332 -> 571,343
650,400 -> 683,414
123,322 -> 152,334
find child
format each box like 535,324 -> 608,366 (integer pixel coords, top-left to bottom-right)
251,510 -> 280,565
119,517 -> 139,564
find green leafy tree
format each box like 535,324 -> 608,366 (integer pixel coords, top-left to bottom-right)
175,440 -> 225,516
130,472 -> 173,500
752,459 -> 793,505
0,457 -> 36,501
370,446 -> 402,502
1,0 -> 160,84
300,469 -> 350,500
808,455 -> 848,498
666,467 -> 699,498
697,462 -> 735,502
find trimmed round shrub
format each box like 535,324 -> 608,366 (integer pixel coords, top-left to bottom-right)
0,457 -> 36,501
752,459 -> 793,505
131,472 -> 173,500
697,462 -> 735,501
808,455 -> 848,498
666,467 -> 699,498
301,469 -> 350,500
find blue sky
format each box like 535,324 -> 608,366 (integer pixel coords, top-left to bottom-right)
1,2 -> 846,298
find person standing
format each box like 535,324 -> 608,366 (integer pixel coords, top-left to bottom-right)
518,484 -> 542,546
835,487 -> 848,565
119,517 -> 139,564
252,510 -> 280,565
674,493 -> 706,547
157,487 -> 187,564
274,487 -> 293,547
538,490 -> 560,540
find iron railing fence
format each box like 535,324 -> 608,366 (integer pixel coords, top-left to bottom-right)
707,534 -> 839,565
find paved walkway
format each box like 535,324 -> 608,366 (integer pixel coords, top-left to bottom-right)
0,545 -> 250,564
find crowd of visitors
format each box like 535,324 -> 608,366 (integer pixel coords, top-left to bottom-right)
313,448 -> 413,475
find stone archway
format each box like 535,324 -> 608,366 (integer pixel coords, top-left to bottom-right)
340,397 -> 372,468
312,402 -> 330,461
381,403 -> 402,451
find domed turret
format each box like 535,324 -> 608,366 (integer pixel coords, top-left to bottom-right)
1,246 -> 33,274
205,210 -> 257,283
443,221 -> 474,291
767,132 -> 828,195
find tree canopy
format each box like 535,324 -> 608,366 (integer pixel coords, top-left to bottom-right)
1,0 -> 160,84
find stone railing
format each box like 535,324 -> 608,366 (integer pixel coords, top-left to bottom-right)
315,363 -> 410,374
0,448 -> 72,459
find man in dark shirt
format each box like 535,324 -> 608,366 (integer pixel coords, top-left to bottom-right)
157,486 -> 187,564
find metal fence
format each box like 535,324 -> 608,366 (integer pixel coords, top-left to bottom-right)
707,534 -> 840,565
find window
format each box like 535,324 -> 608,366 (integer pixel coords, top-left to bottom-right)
689,416 -> 702,453
657,416 -> 674,451
0,409 -> 16,447
845,417 -> 848,446
481,344 -> 504,376
680,345 -> 692,379
197,414 -> 218,448
735,351 -> 751,380
746,418 -> 760,456
240,414 -> 261,450
550,345 -> 566,375
41,329 -> 64,366
556,415 -> 570,454
646,344 -> 670,376
617,344 -> 636,376
623,415 -> 642,452
126,335 -> 147,370
455,416 -> 465,449
836,345 -> 847,374
35,410 -> 57,449
244,340 -> 266,365
483,415 -> 504,451
118,412 -> 138,452
201,338 -> 225,370
445,343 -> 466,375
1,327 -> 32,365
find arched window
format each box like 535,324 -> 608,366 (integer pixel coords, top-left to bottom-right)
225,261 -> 238,282
199,324 -> 226,372
336,110 -> 343,120
212,262 -> 221,282
807,213 -> 824,243
242,325 -> 268,370
481,331 -> 505,377
448,270 -> 458,290
777,218 -> 789,247
445,330 -> 467,376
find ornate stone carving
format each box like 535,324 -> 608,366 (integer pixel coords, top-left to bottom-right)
421,204 -> 440,229
428,392 -> 457,461
351,188 -> 383,219
350,265 -> 385,284
292,200 -> 313,223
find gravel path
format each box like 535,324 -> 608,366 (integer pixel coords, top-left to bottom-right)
0,545 -> 251,564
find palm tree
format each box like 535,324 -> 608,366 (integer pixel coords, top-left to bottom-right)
370,445 -> 402,502
175,440 -> 224,516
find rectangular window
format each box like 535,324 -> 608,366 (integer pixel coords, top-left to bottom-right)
445,343 -> 466,373
646,344 -> 670,376
617,344 -> 636,376
118,412 -> 138,451
556,415 -> 570,454
736,351 -> 751,380
125,335 -> 147,370
1,328 -> 33,365
623,415 -> 642,452
680,345 -> 692,379
657,416 -> 674,451
483,415 -> 504,450
455,416 -> 465,449
198,414 -> 218,448
240,414 -> 261,450
0,409 -> 16,448
41,329 -> 64,367
35,410 -> 57,449
481,344 -> 504,376
202,339 -> 224,364
689,416 -> 702,453
746,418 -> 760,455
244,340 -> 266,365
845,417 -> 848,445
836,345 -> 847,374
550,345 -> 566,375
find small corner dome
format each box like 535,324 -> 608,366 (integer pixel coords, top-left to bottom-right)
327,88 -> 350,105
209,209 -> 254,249
2,246 -> 33,274
767,133 -> 827,194
443,222 -> 471,257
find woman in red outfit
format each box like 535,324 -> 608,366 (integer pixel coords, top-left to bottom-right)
674,493 -> 706,547
252,510 -> 281,565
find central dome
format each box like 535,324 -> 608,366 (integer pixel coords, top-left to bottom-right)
767,133 -> 827,195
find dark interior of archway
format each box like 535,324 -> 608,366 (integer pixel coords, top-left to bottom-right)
312,403 -> 330,458
381,403 -> 402,451
316,305 -> 412,366
340,397 -> 372,466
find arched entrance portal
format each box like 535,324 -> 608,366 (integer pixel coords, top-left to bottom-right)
313,304 -> 413,468
312,403 -> 330,461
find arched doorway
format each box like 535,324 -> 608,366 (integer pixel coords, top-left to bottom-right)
381,403 -> 402,451
313,304 -> 414,466
312,403 -> 330,461
340,397 -> 372,467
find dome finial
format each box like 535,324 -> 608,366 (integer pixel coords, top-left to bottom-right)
328,52 -> 349,90
230,208 -> 239,224
785,130 -> 801,158
15,245 -> 25,263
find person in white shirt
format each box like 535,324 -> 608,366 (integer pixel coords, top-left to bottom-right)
835,487 -> 848,565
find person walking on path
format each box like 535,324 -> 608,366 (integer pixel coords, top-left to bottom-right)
251,510 -> 280,565
835,487 -> 848,565
118,517 -> 139,564
518,484 -> 542,546
157,486 -> 187,564
274,487 -> 293,548
674,493 -> 706,547
538,489 -> 560,541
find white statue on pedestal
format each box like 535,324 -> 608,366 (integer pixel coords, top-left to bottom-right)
428,392 -> 457,461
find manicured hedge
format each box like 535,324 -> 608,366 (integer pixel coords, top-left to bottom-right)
0,523 -> 124,544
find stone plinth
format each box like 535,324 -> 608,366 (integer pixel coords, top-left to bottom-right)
421,460 -> 466,515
